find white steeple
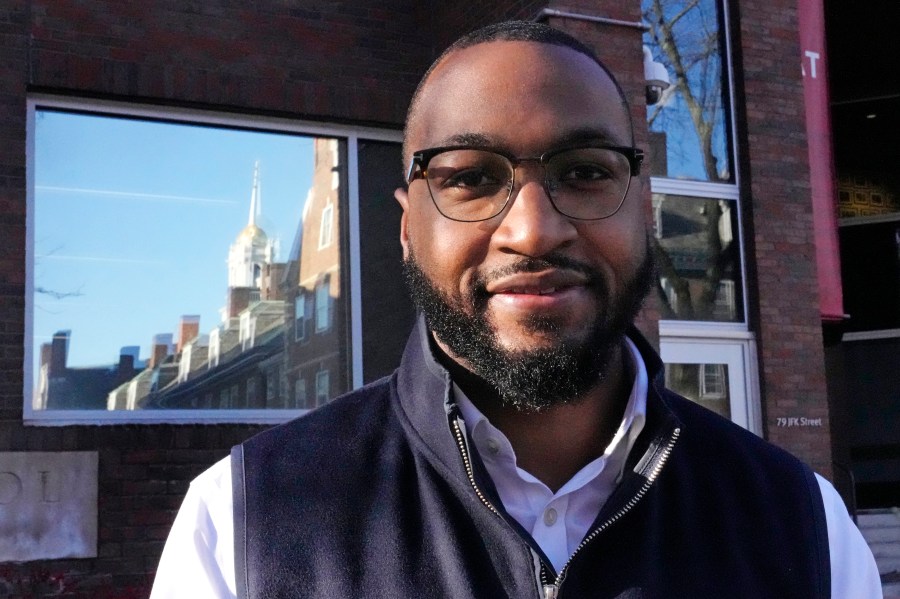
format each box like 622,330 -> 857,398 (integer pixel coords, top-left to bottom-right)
248,161 -> 261,227
228,161 -> 274,289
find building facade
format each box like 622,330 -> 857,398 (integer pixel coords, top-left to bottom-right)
0,0 -> 893,594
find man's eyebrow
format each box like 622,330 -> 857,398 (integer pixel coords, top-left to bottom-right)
439,132 -> 496,147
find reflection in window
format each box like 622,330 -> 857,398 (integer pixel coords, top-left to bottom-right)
652,193 -> 743,322
315,278 -> 331,333
294,292 -> 307,342
643,0 -> 732,182
294,377 -> 307,408
30,106 -> 352,411
665,362 -> 730,418
319,203 -> 334,249
246,376 -> 258,406
316,369 -> 330,406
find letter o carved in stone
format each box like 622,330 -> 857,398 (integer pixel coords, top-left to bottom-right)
0,471 -> 23,505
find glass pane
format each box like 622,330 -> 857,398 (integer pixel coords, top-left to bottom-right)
664,362 -> 731,419
31,109 -> 351,411
643,0 -> 733,182
652,193 -> 744,322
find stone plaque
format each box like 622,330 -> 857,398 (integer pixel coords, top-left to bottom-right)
0,452 -> 98,562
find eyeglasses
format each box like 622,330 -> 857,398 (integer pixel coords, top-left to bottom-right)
406,144 -> 644,222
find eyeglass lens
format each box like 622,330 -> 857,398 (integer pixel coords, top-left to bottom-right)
423,148 -> 631,221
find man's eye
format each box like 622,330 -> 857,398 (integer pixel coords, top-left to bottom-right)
442,168 -> 501,188
559,163 -> 612,183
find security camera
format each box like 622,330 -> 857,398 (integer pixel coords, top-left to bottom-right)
644,46 -> 671,106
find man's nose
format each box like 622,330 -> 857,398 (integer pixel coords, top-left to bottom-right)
491,169 -> 578,257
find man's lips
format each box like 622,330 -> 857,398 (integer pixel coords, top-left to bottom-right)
485,270 -> 590,296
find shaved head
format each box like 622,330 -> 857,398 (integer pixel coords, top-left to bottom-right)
403,20 -> 634,165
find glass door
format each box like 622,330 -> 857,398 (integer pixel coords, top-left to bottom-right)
659,337 -> 761,434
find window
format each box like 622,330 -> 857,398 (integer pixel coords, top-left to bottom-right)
699,363 -> 727,399
319,203 -> 334,249
652,194 -> 742,322
315,278 -> 331,333
294,292 -> 307,342
265,367 -> 277,405
294,377 -> 307,408
643,0 -> 746,325
315,369 -> 330,406
646,2 -> 759,433
24,96 -> 399,423
246,376 -> 258,406
643,0 -> 733,183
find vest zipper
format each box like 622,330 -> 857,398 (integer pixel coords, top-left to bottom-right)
451,408 -> 680,599
450,415 -> 502,517
538,427 -> 681,596
451,414 -> 549,597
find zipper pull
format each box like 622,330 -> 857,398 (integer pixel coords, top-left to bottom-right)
542,583 -> 559,599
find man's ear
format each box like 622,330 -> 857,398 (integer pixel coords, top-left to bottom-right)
394,187 -> 411,260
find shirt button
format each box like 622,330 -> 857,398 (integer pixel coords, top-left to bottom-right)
543,507 -> 558,526
486,438 -> 500,455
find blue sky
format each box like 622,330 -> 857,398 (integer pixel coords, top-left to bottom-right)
643,0 -> 731,182
33,109 -> 320,372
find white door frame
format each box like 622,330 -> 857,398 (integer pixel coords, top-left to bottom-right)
660,334 -> 762,436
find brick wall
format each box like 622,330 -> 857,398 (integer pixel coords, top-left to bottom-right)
25,1 -> 432,125
0,1 -> 560,594
0,0 -> 837,593
734,0 -> 833,476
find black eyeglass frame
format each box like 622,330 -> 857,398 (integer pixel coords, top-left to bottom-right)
405,143 -> 645,222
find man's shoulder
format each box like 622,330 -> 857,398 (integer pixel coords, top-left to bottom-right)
239,372 -> 399,456
656,387 -> 813,473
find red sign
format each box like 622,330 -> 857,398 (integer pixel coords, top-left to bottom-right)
799,0 -> 845,322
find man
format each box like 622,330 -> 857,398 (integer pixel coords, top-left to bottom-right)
152,21 -> 880,598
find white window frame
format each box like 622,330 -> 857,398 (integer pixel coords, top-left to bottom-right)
649,0 -> 748,332
651,0 -> 761,432
315,369 -> 330,406
23,94 -> 402,425
318,202 -> 334,249
294,292 -> 307,342
315,278 -> 331,333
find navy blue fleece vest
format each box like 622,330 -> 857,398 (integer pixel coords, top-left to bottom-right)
232,323 -> 830,598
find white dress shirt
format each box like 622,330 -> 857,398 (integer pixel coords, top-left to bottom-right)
150,340 -> 883,598
454,337 -> 649,573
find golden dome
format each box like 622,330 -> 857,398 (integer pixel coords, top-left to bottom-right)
236,223 -> 268,244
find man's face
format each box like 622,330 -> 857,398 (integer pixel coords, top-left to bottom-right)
396,41 -> 652,409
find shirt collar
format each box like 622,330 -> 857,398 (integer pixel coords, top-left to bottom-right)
455,337 -> 648,487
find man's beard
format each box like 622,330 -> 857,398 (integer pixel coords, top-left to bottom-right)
403,240 -> 654,412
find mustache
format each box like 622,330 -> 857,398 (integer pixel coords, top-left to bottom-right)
474,254 -> 603,288
469,253 -> 606,310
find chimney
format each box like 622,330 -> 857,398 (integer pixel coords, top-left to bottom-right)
116,354 -> 135,385
227,288 -> 252,318
49,330 -> 70,376
150,333 -> 173,368
176,316 -> 200,354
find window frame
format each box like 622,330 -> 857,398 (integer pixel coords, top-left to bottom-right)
315,277 -> 332,333
315,368 -> 330,406
294,291 -> 308,342
648,0 -> 749,332
318,202 -> 335,249
649,0 -> 763,436
23,94 -> 402,425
